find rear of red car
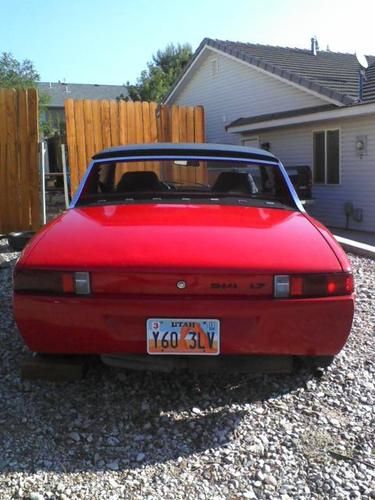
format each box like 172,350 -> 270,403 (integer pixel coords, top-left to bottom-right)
13,144 -> 354,372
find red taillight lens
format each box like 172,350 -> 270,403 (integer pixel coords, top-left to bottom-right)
275,273 -> 353,298
14,270 -> 75,294
289,273 -> 353,298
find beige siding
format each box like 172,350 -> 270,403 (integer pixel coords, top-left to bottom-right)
244,115 -> 375,232
170,49 -> 328,144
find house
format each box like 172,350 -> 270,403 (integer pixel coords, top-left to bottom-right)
165,38 -> 375,233
38,81 -> 129,136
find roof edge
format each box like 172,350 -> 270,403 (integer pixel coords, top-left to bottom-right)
205,39 -> 355,106
164,37 -> 357,106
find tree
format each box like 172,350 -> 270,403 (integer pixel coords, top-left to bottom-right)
0,52 -> 53,136
0,52 -> 40,88
127,43 -> 193,103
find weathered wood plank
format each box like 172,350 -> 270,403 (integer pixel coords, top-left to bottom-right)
194,105 -> 205,142
65,99 -> 79,194
170,106 -> 181,182
126,101 -> 136,144
17,89 -> 30,228
194,106 -> 207,184
5,89 -> 19,229
109,100 -> 119,146
100,100 -> 111,149
26,88 -> 40,230
83,100 -> 95,162
0,89 -> 9,232
119,100 -> 128,145
74,100 -> 87,189
149,102 -> 158,143
91,100 -> 103,154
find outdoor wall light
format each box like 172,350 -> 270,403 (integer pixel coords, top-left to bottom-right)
355,135 -> 367,157
356,140 -> 365,150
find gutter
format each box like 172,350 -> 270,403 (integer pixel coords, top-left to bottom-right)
227,102 -> 375,134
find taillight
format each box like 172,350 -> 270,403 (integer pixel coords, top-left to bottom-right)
274,273 -> 353,298
14,270 -> 91,295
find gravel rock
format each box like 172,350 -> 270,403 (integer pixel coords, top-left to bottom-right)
29,493 -> 44,500
0,241 -> 374,500
0,254 -> 9,268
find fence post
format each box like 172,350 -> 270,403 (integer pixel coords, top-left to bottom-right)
61,144 -> 70,209
40,141 -> 47,224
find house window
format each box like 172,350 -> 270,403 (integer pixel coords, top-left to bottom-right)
313,129 -> 340,184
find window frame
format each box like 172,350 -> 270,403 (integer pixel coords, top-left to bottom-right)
241,136 -> 260,148
312,128 -> 341,185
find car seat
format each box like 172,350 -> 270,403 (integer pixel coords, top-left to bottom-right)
116,171 -> 167,192
211,172 -> 258,195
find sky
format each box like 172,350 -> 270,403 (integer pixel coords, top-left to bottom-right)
1,0 -> 374,86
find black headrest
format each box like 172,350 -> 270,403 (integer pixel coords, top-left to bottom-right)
211,172 -> 255,194
117,171 -> 165,192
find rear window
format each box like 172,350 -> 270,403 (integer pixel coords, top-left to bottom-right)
76,158 -> 295,209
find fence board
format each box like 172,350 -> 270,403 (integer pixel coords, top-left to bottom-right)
126,102 -> 136,144
194,106 -> 207,184
0,89 -> 9,232
134,102 -> 143,144
149,102 -> 158,142
6,90 -> 20,229
100,100 -> 111,149
26,88 -> 40,231
0,87 -> 39,233
17,90 -> 29,228
157,105 -> 170,142
92,101 -> 103,153
74,100 -> 87,184
142,102 -> 151,144
65,99 -> 79,195
109,100 -> 119,146
83,100 -> 95,161
65,100 -> 206,193
25,88 -> 40,231
119,101 -> 128,145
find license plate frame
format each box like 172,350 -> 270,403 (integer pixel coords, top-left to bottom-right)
146,318 -> 220,355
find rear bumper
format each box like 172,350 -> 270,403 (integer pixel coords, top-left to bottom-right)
14,294 -> 354,356
101,354 -> 295,373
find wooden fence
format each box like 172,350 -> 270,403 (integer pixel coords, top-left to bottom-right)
0,88 -> 40,233
64,100 -> 205,193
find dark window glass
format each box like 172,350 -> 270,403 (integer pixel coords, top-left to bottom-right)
77,159 -> 295,209
327,130 -> 340,184
313,132 -> 325,183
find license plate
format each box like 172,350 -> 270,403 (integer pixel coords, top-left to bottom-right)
147,318 -> 220,355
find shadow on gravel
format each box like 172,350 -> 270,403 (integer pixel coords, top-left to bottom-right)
0,353 -> 316,475
0,257 -> 317,475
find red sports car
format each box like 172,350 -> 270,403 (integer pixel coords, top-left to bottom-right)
13,144 -> 354,372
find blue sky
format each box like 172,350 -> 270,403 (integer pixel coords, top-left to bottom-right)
1,0 -> 374,85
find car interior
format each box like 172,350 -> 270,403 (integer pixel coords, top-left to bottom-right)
77,160 -> 295,209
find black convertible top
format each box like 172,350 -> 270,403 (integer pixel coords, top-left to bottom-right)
92,142 -> 279,164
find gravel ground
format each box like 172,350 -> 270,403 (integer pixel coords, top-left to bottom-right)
0,237 -> 374,500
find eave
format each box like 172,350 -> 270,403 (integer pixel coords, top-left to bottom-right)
227,102 -> 375,134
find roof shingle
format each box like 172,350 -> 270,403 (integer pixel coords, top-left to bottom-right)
167,38 -> 375,106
